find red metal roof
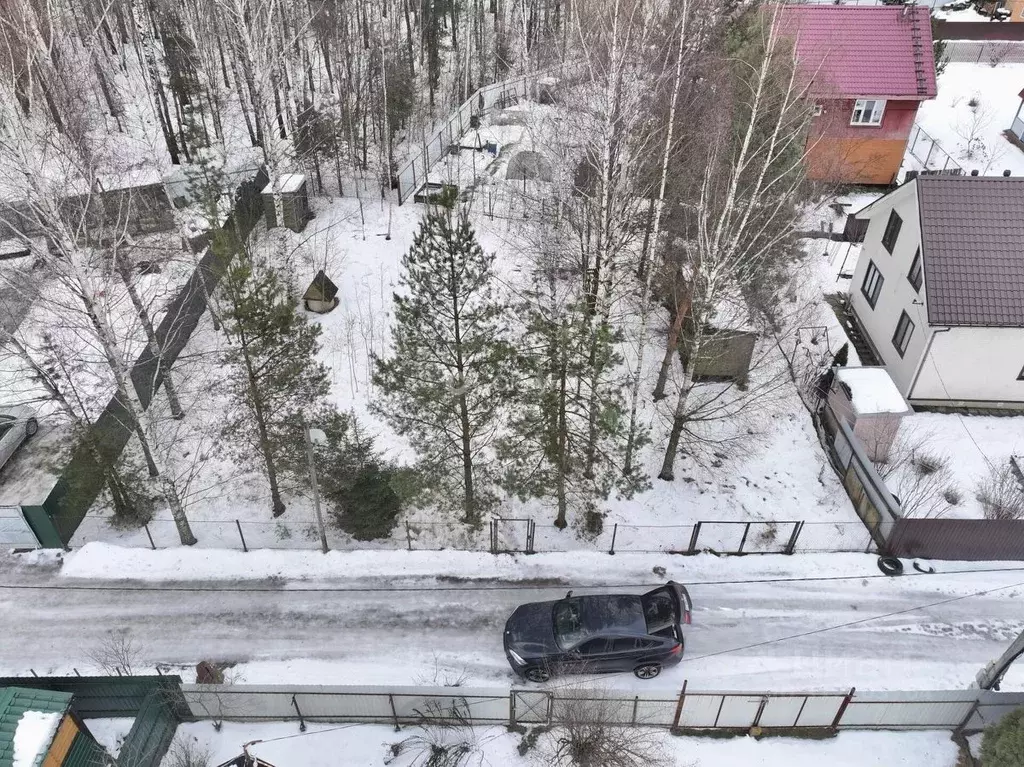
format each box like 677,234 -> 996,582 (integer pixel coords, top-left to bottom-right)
778,6 -> 937,100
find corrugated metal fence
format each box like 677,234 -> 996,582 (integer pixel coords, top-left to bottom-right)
178,684 -> 1024,734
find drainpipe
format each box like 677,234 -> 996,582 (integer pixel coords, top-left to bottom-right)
908,326 -> 951,402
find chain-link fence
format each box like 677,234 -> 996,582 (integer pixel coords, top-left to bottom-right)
396,65 -> 570,204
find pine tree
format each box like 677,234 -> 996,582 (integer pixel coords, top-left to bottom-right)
373,207 -> 510,524
219,243 -> 332,517
499,278 -> 643,530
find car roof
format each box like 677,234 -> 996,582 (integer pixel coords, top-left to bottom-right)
560,595 -> 647,636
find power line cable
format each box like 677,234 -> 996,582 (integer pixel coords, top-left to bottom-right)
3,564 -> 1024,593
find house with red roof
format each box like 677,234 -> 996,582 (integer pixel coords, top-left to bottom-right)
779,5 -> 937,186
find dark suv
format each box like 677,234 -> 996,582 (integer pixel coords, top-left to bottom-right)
503,582 -> 692,682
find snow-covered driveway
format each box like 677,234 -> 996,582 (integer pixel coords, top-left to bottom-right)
2,548 -> 1023,693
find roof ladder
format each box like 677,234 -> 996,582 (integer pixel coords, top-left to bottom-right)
908,6 -> 929,97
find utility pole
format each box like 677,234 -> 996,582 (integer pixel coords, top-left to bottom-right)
303,422 -> 330,554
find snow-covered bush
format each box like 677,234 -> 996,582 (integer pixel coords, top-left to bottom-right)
977,464 -> 1024,521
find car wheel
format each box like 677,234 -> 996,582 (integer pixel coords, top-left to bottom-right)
634,664 -> 661,680
25,418 -> 38,437
524,667 -> 550,683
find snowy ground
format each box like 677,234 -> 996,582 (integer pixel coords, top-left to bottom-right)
910,62 -> 1024,178
164,720 -> 961,767
4,545 -> 1024,693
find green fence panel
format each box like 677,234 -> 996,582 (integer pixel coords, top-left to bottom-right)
19,506 -> 64,549
64,731 -> 113,767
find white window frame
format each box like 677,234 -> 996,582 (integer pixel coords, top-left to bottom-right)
811,104 -> 823,117
851,99 -> 886,126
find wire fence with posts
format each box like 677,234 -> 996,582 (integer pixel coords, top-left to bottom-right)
177,682 -> 1024,735
905,124 -> 965,177
67,513 -> 876,555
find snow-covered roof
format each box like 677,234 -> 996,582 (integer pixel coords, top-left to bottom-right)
835,367 -> 911,415
12,712 -> 61,767
0,688 -> 71,767
261,174 -> 305,195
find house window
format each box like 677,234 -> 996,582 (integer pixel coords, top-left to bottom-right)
908,248 -> 923,292
892,311 -> 915,358
851,99 -> 886,126
881,211 -> 902,254
861,260 -> 884,309
811,104 -> 823,117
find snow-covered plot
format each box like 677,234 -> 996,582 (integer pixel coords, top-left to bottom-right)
70,95 -> 867,554
911,63 -> 1024,178
167,720 -> 959,767
888,412 -> 1024,520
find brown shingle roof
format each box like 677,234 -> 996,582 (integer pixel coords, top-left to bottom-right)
917,176 -> 1024,328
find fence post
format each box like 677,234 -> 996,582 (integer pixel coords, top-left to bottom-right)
831,687 -> 856,730
687,523 -> 702,555
405,521 -> 413,551
671,680 -> 688,730
388,694 -> 400,731
630,695 -> 639,726
235,520 -> 248,553
144,524 -> 156,551
527,519 -> 535,554
490,520 -> 497,554
509,691 -> 516,727
291,695 -> 307,732
609,523 -> 618,556
737,522 -> 751,554
784,522 -> 803,555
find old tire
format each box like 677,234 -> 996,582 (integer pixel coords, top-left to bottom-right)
877,556 -> 904,576
524,667 -> 550,683
633,664 -> 661,680
25,418 -> 38,437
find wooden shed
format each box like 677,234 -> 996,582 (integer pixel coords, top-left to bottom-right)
0,687 -> 108,767
303,270 -> 339,314
261,174 -> 312,233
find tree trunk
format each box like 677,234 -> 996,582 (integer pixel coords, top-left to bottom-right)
237,327 -> 287,517
657,370 -> 692,481
449,252 -> 477,523
117,255 -> 185,419
652,295 -> 689,401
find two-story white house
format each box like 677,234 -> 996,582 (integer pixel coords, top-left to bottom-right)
848,175 -> 1024,410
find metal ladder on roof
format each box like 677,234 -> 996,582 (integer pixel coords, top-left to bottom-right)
907,5 -> 930,97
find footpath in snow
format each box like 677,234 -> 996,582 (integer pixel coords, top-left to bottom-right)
44,542 -> 1024,584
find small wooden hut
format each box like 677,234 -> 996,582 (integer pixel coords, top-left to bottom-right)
303,270 -> 339,313
261,174 -> 312,233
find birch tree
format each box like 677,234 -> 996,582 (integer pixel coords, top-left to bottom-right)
655,7 -> 815,480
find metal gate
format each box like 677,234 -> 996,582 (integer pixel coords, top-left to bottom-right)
511,690 -> 551,725
0,506 -> 40,548
490,518 -> 535,553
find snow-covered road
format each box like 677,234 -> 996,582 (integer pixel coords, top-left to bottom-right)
3,548 -> 1024,693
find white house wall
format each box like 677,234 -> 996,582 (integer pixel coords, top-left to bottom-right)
848,183 -> 929,396
911,327 -> 1024,406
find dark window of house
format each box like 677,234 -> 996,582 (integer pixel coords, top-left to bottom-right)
861,261 -> 884,309
892,311 -> 915,357
881,211 -> 902,254
908,248 -> 923,292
